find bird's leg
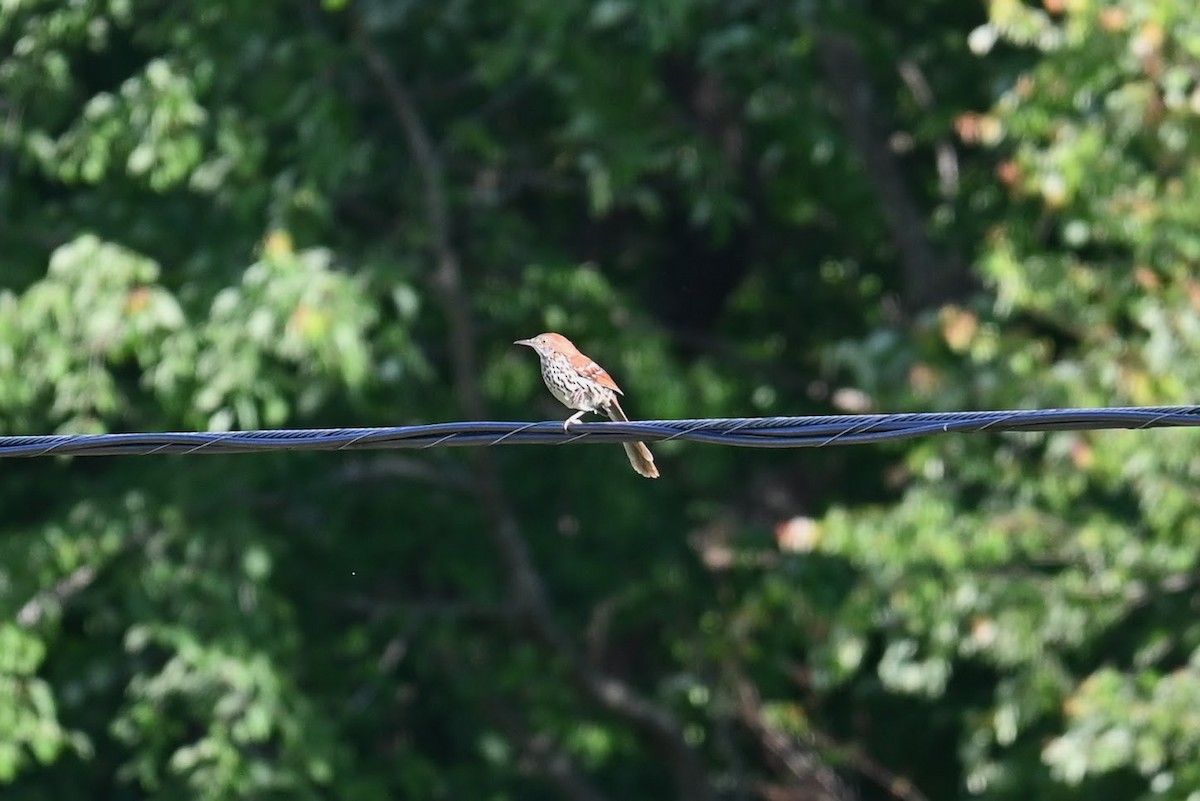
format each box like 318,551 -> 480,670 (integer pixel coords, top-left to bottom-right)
563,410 -> 588,431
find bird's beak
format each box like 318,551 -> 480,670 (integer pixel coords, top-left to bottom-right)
513,338 -> 533,347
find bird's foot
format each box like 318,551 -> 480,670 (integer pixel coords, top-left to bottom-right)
563,410 -> 587,431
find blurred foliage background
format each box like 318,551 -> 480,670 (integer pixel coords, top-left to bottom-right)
3,0 -> 1200,799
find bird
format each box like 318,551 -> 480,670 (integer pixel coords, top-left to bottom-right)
514,332 -> 659,479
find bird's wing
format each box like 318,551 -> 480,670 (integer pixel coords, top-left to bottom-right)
569,350 -> 623,394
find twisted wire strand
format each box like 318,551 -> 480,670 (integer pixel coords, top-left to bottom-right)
0,406 -> 1197,459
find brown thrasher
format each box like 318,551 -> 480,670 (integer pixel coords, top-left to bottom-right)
514,332 -> 659,478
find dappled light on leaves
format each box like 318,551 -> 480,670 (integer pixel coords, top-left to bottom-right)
3,0 -> 1200,799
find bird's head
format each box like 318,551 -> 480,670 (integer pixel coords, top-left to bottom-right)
513,332 -> 578,359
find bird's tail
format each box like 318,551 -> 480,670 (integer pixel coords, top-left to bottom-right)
606,400 -> 659,479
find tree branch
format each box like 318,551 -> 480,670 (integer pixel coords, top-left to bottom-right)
735,675 -> 930,801
735,679 -> 856,801
17,563 -> 97,627
484,697 -> 614,801
896,59 -> 959,201
353,21 -> 715,801
816,31 -> 969,312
